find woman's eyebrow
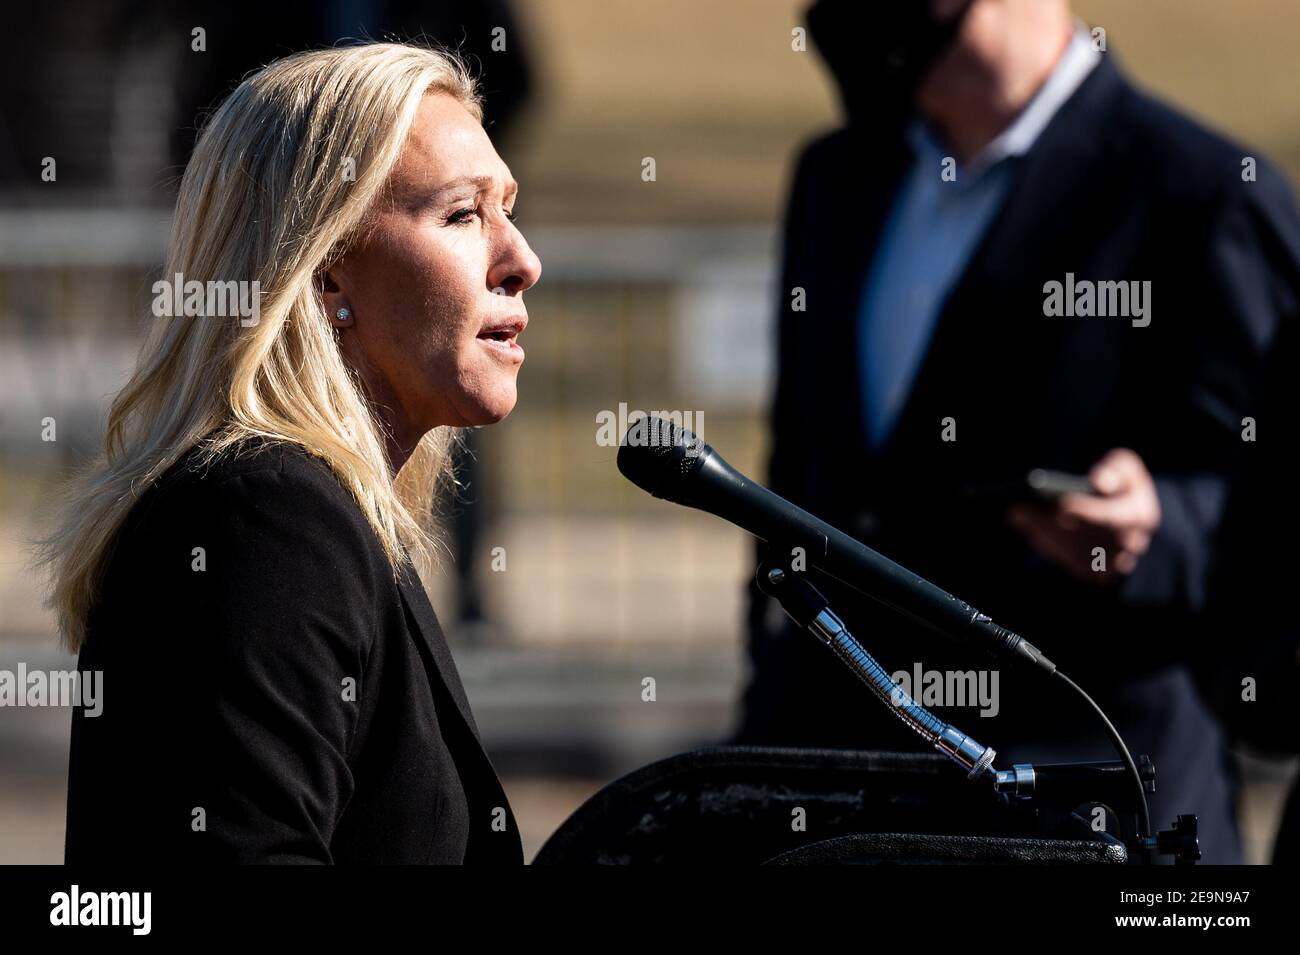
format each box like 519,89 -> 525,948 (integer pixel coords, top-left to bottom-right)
428,174 -> 518,199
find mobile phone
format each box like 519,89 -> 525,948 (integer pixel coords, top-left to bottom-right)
1024,468 -> 1097,501
959,469 -> 1098,506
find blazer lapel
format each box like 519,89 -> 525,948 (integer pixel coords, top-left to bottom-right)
877,55 -> 1125,461
396,564 -> 524,863
396,564 -> 482,739
954,56 -> 1121,296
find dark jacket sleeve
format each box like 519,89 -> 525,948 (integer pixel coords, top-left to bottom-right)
1119,161 -> 1300,615
151,463 -> 383,863
1192,313 -> 1300,754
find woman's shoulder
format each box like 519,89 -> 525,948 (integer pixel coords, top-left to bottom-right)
87,437 -> 400,666
145,439 -> 353,512
157,437 -> 339,494
126,438 -> 385,563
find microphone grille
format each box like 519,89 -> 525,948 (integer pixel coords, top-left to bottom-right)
616,415 -> 707,499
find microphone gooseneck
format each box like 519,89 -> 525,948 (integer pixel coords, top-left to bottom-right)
758,563 -> 996,780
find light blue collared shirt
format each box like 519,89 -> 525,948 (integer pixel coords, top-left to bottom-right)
858,25 -> 1101,450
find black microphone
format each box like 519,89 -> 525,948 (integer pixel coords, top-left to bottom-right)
616,415 -> 1056,674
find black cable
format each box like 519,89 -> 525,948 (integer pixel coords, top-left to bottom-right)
1054,669 -> 1151,841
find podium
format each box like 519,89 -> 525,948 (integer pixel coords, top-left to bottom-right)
533,746 -> 1127,865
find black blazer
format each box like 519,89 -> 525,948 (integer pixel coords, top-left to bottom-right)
736,54 -> 1300,863
64,440 -> 523,864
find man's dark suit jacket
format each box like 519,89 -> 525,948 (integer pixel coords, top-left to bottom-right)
735,54 -> 1300,864
64,440 -> 523,864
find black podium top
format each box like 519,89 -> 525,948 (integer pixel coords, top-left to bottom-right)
534,746 -> 1126,865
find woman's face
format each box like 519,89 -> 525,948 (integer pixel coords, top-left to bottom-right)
325,92 -> 542,445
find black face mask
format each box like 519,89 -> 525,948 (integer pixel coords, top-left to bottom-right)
806,0 -> 975,126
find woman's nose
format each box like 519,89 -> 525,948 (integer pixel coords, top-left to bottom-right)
491,234 -> 542,294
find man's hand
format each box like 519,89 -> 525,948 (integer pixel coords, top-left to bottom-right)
1006,448 -> 1162,584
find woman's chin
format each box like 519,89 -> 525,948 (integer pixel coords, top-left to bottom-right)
462,386 -> 518,425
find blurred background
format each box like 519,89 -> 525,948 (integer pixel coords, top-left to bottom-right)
1,0 -> 1297,863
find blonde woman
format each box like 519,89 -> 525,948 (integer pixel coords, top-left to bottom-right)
45,43 -> 540,864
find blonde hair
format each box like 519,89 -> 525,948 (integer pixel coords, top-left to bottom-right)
41,43 -> 484,653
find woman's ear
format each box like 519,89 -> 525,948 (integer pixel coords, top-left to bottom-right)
318,265 -> 354,327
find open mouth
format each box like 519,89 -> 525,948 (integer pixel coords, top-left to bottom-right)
476,319 -> 526,356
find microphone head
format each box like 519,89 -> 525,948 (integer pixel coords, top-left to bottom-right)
616,415 -> 710,502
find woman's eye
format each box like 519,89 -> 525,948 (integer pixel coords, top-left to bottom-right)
446,206 -> 515,226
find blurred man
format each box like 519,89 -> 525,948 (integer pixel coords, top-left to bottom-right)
734,0 -> 1300,864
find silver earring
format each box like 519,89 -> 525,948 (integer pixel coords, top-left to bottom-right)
335,307 -> 351,323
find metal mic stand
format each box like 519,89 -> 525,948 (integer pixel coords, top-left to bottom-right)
756,557 -> 1200,864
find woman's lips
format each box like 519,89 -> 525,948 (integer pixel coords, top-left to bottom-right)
476,318 -> 526,359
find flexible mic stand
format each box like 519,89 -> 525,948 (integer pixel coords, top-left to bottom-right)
756,557 -> 1200,864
